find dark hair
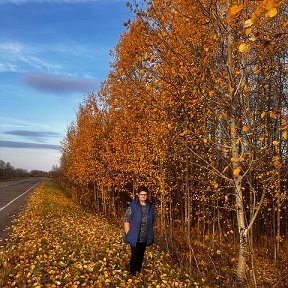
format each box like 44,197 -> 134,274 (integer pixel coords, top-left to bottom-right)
138,185 -> 149,194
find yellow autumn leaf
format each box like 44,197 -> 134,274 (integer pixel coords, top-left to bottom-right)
213,182 -> 219,189
58,260 -> 67,267
261,111 -> 266,119
203,138 -> 208,143
227,4 -> 244,21
265,8 -> 277,18
231,157 -> 237,162
180,129 -> 190,136
272,140 -> 279,146
220,112 -> 227,119
270,111 -> 278,118
244,19 -> 253,28
249,36 -> 257,42
283,131 -> 288,140
239,43 -> 249,53
273,160 -> 282,168
221,147 -> 229,153
233,167 -> 241,176
242,125 -> 249,132
223,166 -> 229,173
245,28 -> 252,35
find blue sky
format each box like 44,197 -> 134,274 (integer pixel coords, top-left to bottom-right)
0,0 -> 131,171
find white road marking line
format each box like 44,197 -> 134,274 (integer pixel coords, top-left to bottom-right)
0,183 -> 38,212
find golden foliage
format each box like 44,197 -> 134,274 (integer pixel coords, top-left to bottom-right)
58,0 -> 287,285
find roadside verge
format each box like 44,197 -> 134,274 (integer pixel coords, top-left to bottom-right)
0,180 -> 194,287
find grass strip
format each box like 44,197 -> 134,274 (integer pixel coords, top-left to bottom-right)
0,180 -> 196,288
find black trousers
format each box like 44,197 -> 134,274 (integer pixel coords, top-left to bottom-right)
130,242 -> 147,275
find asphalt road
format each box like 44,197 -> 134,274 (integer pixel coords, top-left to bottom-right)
0,177 -> 44,241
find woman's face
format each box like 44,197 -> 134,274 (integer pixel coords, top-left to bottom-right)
139,191 -> 148,201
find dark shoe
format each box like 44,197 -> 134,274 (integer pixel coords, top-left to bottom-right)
128,270 -> 136,276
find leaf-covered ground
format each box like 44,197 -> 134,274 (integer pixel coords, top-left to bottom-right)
0,180 -> 197,287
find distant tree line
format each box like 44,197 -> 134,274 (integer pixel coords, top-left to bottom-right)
0,159 -> 51,179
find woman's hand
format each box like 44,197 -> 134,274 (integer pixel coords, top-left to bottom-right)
124,222 -> 130,234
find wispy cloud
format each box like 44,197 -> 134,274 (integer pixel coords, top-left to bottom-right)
0,116 -> 52,130
4,130 -> 61,143
0,63 -> 17,72
0,42 -> 62,73
4,130 -> 60,138
0,40 -> 109,78
22,72 -> 98,93
0,140 -> 59,150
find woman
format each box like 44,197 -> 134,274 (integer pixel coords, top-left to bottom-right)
124,185 -> 155,276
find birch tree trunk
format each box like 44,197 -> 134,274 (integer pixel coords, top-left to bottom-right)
230,115 -> 247,286
226,0 -> 247,283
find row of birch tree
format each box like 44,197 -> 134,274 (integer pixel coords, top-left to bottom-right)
60,0 -> 287,286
